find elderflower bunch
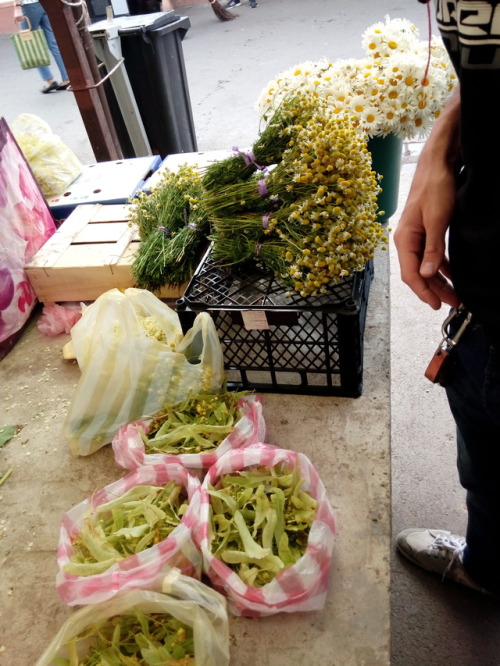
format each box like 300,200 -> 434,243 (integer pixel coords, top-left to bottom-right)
257,16 -> 457,139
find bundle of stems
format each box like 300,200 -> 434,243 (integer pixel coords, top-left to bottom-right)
201,92 -> 319,192
130,168 -> 201,239
209,214 -> 288,277
130,165 -> 209,292
132,225 -> 204,291
202,173 -> 276,218
201,154 -> 256,192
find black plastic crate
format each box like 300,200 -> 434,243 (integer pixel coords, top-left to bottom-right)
176,248 -> 374,397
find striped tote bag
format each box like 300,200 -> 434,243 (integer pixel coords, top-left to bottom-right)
10,17 -> 50,70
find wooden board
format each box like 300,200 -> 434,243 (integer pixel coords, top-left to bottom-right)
25,203 -> 187,303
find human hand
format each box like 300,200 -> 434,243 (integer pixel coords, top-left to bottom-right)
393,162 -> 460,311
393,89 -> 461,311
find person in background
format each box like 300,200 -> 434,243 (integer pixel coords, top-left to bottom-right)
13,0 -> 70,93
394,0 -> 500,598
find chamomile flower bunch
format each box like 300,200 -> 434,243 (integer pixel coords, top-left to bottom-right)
207,96 -> 386,297
271,110 -> 385,295
257,16 -> 457,139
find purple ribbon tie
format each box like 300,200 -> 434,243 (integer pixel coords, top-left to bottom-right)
258,179 -> 269,197
158,226 -> 172,238
232,145 -> 267,172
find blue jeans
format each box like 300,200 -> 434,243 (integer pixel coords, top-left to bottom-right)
445,321 -> 500,595
21,2 -> 68,83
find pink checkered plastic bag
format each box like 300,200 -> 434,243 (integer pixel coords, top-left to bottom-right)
56,464 -> 202,606
197,443 -> 336,617
112,394 -> 266,478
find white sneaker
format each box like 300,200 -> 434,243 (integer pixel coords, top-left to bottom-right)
396,528 -> 495,596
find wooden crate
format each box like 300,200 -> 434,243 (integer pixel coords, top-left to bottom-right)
25,203 -> 186,303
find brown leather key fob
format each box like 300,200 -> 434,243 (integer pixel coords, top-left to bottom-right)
424,348 -> 451,386
424,307 -> 472,387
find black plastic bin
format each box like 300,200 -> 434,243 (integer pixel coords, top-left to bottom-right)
176,248 -> 374,398
86,0 -> 111,22
118,14 -> 197,158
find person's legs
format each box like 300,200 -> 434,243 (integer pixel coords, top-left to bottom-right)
396,319 -> 500,597
21,3 -> 54,83
38,6 -> 69,82
445,323 -> 500,595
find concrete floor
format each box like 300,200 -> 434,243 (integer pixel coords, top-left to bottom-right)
2,1 -> 500,664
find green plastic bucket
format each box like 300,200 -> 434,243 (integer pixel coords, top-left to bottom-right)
368,133 -> 403,223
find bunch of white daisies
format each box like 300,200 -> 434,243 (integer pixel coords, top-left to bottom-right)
257,16 -> 457,140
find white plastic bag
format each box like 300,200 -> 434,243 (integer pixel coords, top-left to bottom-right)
62,288 -> 225,456
12,114 -> 82,198
36,573 -> 230,666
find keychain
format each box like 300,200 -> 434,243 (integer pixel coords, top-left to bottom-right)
424,306 -> 472,386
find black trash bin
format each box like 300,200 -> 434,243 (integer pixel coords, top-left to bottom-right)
126,0 -> 161,13
118,13 -> 198,158
86,0 -> 110,22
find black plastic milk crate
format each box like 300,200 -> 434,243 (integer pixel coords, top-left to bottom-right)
176,250 -> 374,397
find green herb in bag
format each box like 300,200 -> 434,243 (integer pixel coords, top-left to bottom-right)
208,462 -> 317,587
55,610 -> 195,666
64,482 -> 188,577
143,392 -> 249,455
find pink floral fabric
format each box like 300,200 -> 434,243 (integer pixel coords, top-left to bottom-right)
0,118 -> 56,344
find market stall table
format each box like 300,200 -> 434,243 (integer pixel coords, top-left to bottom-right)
0,248 -> 390,665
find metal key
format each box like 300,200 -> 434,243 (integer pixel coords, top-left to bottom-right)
424,306 -> 472,386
